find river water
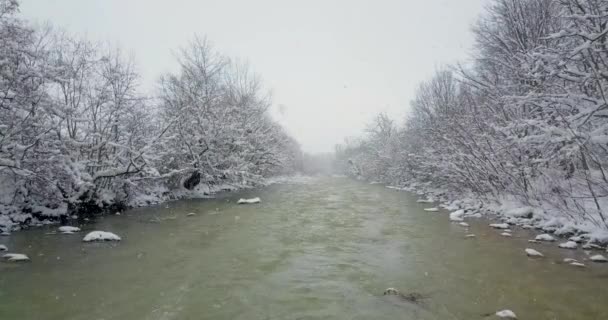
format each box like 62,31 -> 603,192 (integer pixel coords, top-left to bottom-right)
1,177 -> 607,319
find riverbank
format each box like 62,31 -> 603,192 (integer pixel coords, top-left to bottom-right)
384,179 -> 608,251
0,175 -> 311,234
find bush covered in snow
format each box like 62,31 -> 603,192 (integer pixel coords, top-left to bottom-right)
335,0 -> 608,241
0,0 -> 302,231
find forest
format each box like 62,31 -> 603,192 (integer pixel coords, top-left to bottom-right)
336,0 -> 608,236
0,0 -> 301,231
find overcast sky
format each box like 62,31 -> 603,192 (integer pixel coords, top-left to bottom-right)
21,0 -> 484,153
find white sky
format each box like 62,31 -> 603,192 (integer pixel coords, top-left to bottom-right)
21,0 -> 484,153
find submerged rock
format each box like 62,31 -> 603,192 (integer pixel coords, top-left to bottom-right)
82,231 -> 121,242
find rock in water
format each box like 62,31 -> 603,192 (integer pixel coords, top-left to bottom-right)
535,234 -> 556,242
237,197 -> 261,204
0,244 -> 7,251
495,309 -> 517,318
59,226 -> 81,234
558,241 -> 577,249
187,212 -> 196,216
590,254 -> 608,263
501,232 -> 512,237
459,222 -> 469,227
82,231 -> 121,242
2,253 -> 30,262
489,223 -> 509,229
465,234 -> 476,238
525,248 -> 543,257
449,209 -> 465,221
423,207 -> 439,212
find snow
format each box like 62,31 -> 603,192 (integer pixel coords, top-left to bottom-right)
490,223 -> 510,229
563,258 -> 577,263
449,209 -> 465,222
423,207 -> 439,212
2,253 -> 30,262
82,231 -> 122,242
501,232 -> 512,237
416,198 -> 434,203
459,222 -> 469,227
558,241 -> 578,249
505,206 -> 538,218
58,226 -> 80,234
0,244 -> 6,251
535,234 -> 556,242
525,248 -> 544,257
590,254 -> 608,263
495,309 -> 517,318
237,197 -> 261,204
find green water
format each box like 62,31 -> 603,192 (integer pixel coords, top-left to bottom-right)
1,177 -> 607,319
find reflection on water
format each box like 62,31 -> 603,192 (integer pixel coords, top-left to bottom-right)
1,177 -> 607,319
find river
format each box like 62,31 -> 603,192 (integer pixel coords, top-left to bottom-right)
1,176 -> 607,319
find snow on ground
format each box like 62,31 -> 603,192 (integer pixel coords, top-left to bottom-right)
82,231 -> 121,242
495,309 -> 517,319
237,197 -> 261,204
558,241 -> 577,249
525,248 -> 544,257
2,253 -> 30,262
58,226 -> 80,234
423,207 -> 439,212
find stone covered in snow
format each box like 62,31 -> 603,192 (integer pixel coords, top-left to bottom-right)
59,226 -> 80,234
570,262 -> 586,267
465,234 -> 476,238
416,198 -> 434,203
0,244 -> 6,251
535,234 -> 556,242
423,207 -> 439,212
525,248 -> 543,257
501,232 -> 512,237
449,209 -> 464,222
495,309 -> 517,318
558,241 -> 577,249
2,253 -> 30,262
459,222 -> 469,227
237,197 -> 261,204
590,254 -> 608,263
187,212 -> 196,216
82,231 -> 121,242
489,223 -> 509,229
